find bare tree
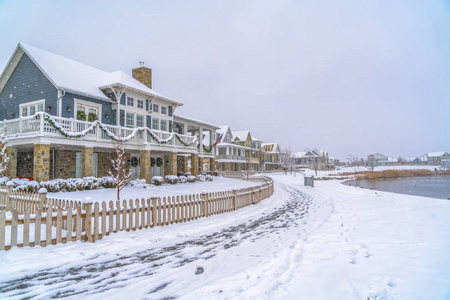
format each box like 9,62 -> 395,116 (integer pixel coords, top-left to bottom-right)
0,127 -> 10,177
109,139 -> 132,201
366,155 -> 377,171
280,147 -> 295,174
348,155 -> 360,172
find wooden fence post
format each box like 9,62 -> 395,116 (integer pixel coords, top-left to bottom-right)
84,198 -> 93,242
232,189 -> 237,210
6,185 -> 11,211
201,191 -> 209,217
151,197 -> 158,227
38,188 -> 47,211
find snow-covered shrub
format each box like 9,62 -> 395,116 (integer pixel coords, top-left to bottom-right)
165,175 -> 178,184
83,177 -> 101,190
187,175 -> 196,183
212,171 -> 219,176
14,181 -> 40,193
152,176 -> 164,186
100,176 -> 117,189
0,177 -> 9,185
205,175 -> 214,181
196,174 -> 206,182
129,178 -> 146,186
40,180 -> 62,193
184,172 -> 192,176
178,175 -> 187,183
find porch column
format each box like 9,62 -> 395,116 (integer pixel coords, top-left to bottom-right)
167,152 -> 177,176
225,162 -> 231,171
210,158 -> 216,172
140,150 -> 151,183
191,153 -> 198,176
82,147 -> 94,177
199,128 -> 204,154
6,147 -> 17,178
33,144 -> 50,182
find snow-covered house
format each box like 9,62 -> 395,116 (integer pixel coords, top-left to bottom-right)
292,149 -> 331,170
214,126 -> 247,171
424,152 -> 450,166
261,143 -> 282,171
0,43 -> 218,182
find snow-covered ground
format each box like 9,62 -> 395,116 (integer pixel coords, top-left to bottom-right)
1,173 -> 449,299
47,176 -> 261,202
303,165 -> 440,178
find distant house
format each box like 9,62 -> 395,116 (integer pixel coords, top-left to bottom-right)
292,149 -> 332,170
366,153 -> 398,166
425,152 -> 450,166
261,143 -> 282,171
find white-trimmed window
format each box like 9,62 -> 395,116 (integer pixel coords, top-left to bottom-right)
136,114 -> 144,127
127,97 -> 134,106
74,99 -> 101,121
152,104 -> 159,113
137,99 -> 144,109
126,112 -> 135,128
152,118 -> 159,130
20,100 -> 45,117
161,119 -> 167,131
161,106 -> 167,115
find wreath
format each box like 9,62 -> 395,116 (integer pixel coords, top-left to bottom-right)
151,158 -> 155,167
131,157 -> 139,167
88,112 -> 98,122
77,110 -> 86,121
156,157 -> 163,167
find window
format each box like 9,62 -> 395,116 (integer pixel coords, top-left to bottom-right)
127,97 -> 134,106
161,119 -> 167,131
136,114 -> 144,127
161,106 -> 167,114
20,100 -> 45,117
219,148 -> 226,156
152,104 -> 159,113
152,118 -> 159,130
74,99 -> 101,121
126,112 -> 135,128
137,99 -> 144,109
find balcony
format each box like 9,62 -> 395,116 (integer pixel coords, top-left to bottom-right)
216,155 -> 246,161
0,113 -> 198,151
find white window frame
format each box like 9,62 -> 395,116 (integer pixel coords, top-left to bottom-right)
136,114 -> 144,127
152,104 -> 159,113
137,99 -> 144,109
152,118 -> 160,130
161,106 -> 167,115
19,99 -> 45,117
126,112 -> 135,128
160,119 -> 167,132
74,99 -> 102,120
127,97 -> 134,107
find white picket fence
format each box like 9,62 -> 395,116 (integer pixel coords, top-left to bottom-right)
0,177 -> 274,251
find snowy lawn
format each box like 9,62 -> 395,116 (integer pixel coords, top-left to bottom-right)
47,176 -> 261,202
1,173 -> 449,299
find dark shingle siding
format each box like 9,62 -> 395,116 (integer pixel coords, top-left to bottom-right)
0,53 -> 58,120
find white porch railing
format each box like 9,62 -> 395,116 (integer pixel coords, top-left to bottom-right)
0,114 -> 198,150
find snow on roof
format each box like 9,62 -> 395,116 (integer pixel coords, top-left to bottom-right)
173,114 -> 219,129
251,136 -> 262,142
216,125 -> 230,136
427,151 -> 446,157
232,131 -> 250,142
292,151 -> 307,158
262,143 -> 280,153
18,43 -> 181,105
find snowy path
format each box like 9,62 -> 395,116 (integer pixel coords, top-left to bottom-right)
0,179 -> 332,299
1,174 -> 449,299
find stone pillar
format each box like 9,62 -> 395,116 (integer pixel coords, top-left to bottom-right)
198,157 -> 204,173
225,162 -> 231,171
210,158 -> 216,172
139,150 -> 151,183
82,147 -> 94,177
183,156 -> 189,174
6,147 -> 17,178
33,144 -> 50,182
167,152 -> 177,176
191,153 -> 198,176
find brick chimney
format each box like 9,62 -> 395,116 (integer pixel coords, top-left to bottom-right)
132,62 -> 152,89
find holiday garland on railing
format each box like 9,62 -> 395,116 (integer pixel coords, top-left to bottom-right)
198,144 -> 213,153
35,112 -> 197,146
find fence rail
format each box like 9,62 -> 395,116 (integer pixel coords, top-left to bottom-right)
0,176 -> 274,251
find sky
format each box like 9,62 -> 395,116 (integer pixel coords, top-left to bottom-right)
0,0 -> 449,160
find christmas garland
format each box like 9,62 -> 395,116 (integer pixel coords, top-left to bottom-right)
35,112 -> 197,146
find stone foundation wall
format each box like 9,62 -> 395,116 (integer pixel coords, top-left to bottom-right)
53,150 -> 76,179
17,151 -> 33,178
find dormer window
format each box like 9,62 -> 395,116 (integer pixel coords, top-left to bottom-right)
161,106 -> 167,115
152,104 -> 159,113
137,99 -> 144,109
127,97 -> 134,106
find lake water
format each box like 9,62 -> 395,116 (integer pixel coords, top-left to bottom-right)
343,175 -> 450,200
